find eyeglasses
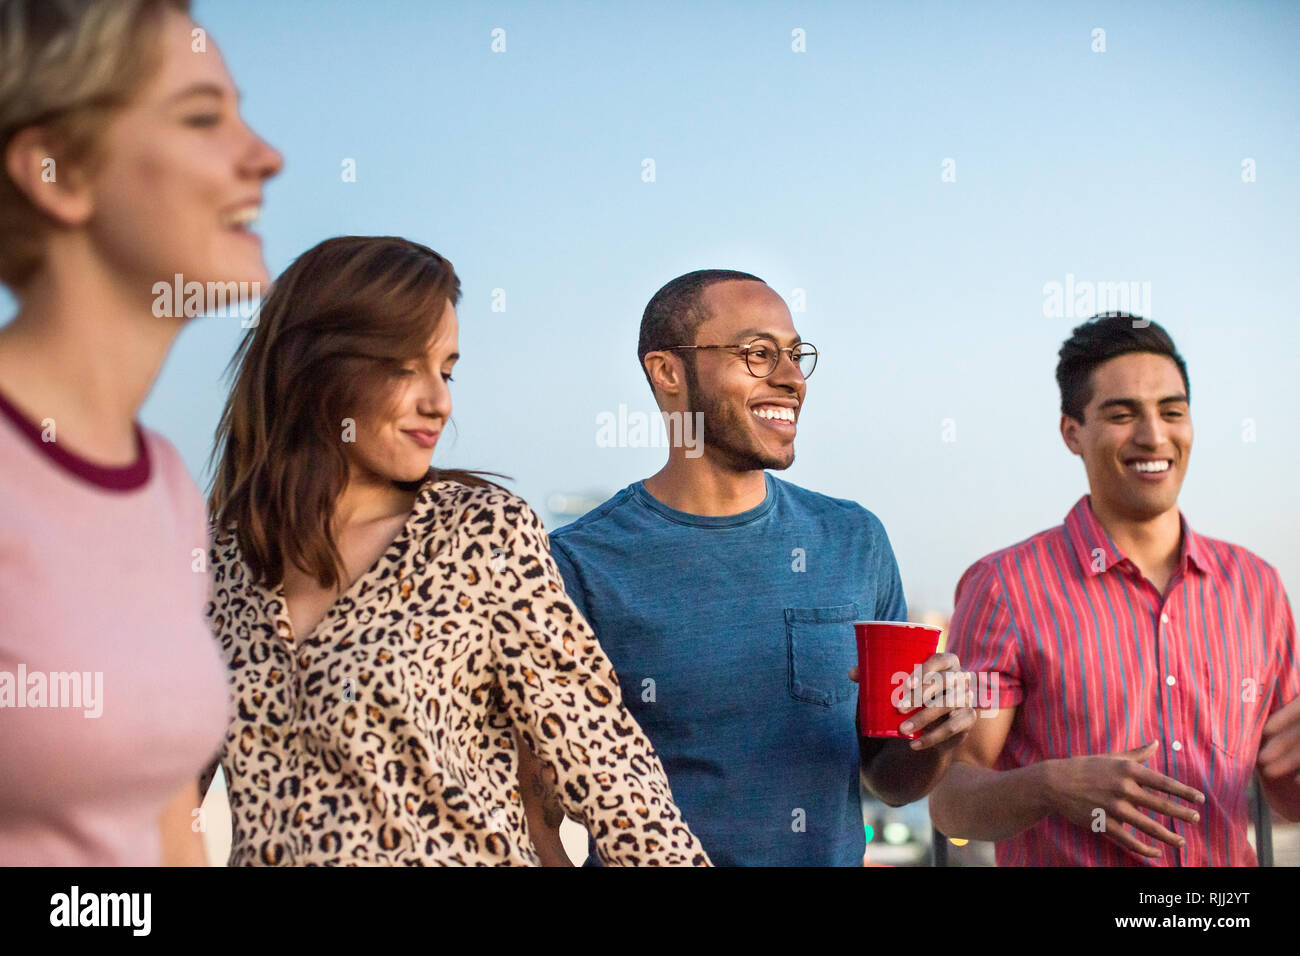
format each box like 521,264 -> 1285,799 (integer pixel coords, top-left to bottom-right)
663,337 -> 819,379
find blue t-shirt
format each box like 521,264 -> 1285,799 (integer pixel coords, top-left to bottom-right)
549,472 -> 907,866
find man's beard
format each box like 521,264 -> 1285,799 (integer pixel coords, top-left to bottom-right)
684,360 -> 794,472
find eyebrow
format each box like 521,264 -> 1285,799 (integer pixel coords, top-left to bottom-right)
167,82 -> 240,105
731,327 -> 802,346
1097,395 -> 1189,411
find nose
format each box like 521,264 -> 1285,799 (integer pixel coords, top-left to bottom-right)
416,372 -> 453,423
767,348 -> 806,393
1133,409 -> 1164,447
240,121 -> 284,182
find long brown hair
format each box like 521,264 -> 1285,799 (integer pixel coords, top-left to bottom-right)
209,235 -> 503,590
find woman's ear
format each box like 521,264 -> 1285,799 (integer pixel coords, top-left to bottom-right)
5,126 -> 96,227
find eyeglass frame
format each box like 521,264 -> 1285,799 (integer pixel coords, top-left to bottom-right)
660,337 -> 819,379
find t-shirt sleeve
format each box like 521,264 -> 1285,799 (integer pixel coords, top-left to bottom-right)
147,430 -> 224,793
147,429 -> 213,601
870,512 -> 908,623
548,537 -> 590,623
486,499 -> 711,867
946,558 -> 1023,709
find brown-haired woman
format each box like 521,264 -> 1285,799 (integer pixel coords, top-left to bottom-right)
203,235 -> 711,866
0,0 -> 280,864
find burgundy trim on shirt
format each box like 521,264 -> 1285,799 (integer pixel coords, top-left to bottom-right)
0,385 -> 150,491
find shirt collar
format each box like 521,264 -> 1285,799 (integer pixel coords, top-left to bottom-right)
1179,519 -> 1216,579
1065,495 -> 1216,581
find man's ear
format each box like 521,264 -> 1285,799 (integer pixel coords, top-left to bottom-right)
643,351 -> 684,400
4,126 -> 95,227
1060,413 -> 1084,456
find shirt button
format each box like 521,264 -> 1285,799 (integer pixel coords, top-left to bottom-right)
1166,675 -> 1176,686
1161,613 -> 1170,625
1172,740 -> 1182,752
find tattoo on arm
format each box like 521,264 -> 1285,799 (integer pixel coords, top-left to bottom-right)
536,772 -> 565,828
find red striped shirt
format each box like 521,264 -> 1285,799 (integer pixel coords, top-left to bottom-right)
947,495 -> 1300,866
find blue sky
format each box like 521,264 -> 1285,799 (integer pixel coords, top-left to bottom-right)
9,1 -> 1299,612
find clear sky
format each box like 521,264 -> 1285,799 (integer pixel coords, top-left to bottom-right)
8,1 -> 1298,612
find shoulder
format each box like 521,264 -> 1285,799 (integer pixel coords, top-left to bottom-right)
769,475 -> 889,537
546,486 -> 639,550
1193,530 -> 1286,594
414,474 -> 546,543
139,426 -> 207,537
139,426 -> 196,493
955,523 -> 1067,601
208,514 -> 249,591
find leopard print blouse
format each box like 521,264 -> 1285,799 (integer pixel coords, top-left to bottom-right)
203,476 -> 711,866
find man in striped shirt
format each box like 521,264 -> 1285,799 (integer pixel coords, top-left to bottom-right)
930,313 -> 1300,865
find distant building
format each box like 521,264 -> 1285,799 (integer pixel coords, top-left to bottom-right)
545,491 -> 611,529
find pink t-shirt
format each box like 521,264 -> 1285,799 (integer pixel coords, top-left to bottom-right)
0,387 -> 230,865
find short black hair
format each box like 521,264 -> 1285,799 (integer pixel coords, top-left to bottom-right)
637,269 -> 765,391
1056,312 -> 1190,422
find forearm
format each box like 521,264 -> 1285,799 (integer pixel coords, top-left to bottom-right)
159,782 -> 208,866
554,726 -> 709,866
515,733 -> 573,866
502,662 -> 710,865
501,520 -> 712,865
521,795 -> 571,867
860,737 -> 955,807
928,759 -> 1055,841
1259,772 -> 1300,823
524,815 -> 572,867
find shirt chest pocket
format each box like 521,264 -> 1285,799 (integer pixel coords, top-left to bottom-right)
1197,657 -> 1261,760
785,604 -> 861,707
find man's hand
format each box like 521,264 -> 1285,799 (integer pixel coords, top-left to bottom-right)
1257,697 -> 1300,821
1044,741 -> 1205,860
1259,697 -> 1300,782
850,651 -> 976,753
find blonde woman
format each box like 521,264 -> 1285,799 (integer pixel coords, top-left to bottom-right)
203,235 -> 711,866
0,0 -> 281,864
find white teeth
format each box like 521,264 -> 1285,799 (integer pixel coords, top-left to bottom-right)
1131,460 -> 1170,473
222,206 -> 260,228
752,406 -> 795,422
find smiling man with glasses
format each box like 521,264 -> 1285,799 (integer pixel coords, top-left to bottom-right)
526,269 -> 974,866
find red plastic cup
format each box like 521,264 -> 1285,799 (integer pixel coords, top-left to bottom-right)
854,621 -> 943,739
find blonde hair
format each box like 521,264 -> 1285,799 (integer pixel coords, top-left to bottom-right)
0,0 -> 191,291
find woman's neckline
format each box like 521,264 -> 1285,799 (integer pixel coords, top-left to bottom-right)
0,383 -> 150,491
